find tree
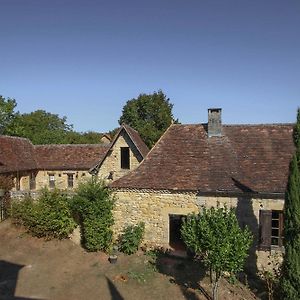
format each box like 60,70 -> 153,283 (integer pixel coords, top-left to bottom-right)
181,206 -> 252,300
6,110 -> 74,144
71,179 -> 115,252
279,108 -> 300,299
0,95 -> 17,134
64,131 -> 103,144
119,90 -> 177,148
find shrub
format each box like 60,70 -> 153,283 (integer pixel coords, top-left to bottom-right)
71,178 -> 115,252
10,196 -> 34,227
119,222 -> 145,255
181,206 -> 252,300
10,189 -> 76,239
0,175 -> 14,219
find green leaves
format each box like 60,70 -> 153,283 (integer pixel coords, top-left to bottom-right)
119,90 -> 177,148
71,179 -> 115,252
181,206 -> 252,299
119,222 -> 145,255
0,95 -> 17,134
280,108 -> 300,299
6,110 -> 73,144
10,189 -> 76,239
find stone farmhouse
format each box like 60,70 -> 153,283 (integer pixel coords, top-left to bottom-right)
110,108 -> 295,271
0,124 -> 149,192
0,108 -> 296,271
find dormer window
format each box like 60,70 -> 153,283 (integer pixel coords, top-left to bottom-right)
121,147 -> 130,169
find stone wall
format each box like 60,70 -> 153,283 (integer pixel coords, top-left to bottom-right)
113,189 -> 285,272
12,131 -> 143,191
113,189 -> 199,246
18,170 -> 91,191
98,131 -> 143,181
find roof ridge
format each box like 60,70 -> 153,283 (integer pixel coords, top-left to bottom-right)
34,143 -> 107,147
111,122 -> 174,187
224,123 -> 294,127
0,135 -> 33,143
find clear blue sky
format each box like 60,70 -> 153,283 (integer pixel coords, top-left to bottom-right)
0,0 -> 299,132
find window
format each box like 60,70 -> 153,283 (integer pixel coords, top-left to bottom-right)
15,176 -> 20,191
49,174 -> 55,188
259,210 -> 284,250
30,173 -> 36,190
271,210 -> 284,247
67,174 -> 74,188
121,147 -> 130,169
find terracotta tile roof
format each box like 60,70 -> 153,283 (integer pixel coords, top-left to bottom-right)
35,144 -> 109,170
0,135 -> 109,173
122,124 -> 149,157
111,123 -> 295,194
0,136 -> 37,173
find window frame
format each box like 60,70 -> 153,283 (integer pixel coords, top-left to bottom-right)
271,210 -> 284,247
67,173 -> 74,188
259,209 -> 284,251
49,174 -> 55,188
120,147 -> 130,169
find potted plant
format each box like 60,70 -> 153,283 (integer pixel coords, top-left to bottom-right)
108,245 -> 118,264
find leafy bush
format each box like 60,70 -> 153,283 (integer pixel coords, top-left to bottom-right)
0,175 -> 14,219
10,189 -> 76,239
119,222 -> 145,255
181,206 -> 252,300
10,196 -> 34,227
71,178 -> 115,252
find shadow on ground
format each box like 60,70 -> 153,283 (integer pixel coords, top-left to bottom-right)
154,253 -> 211,300
105,276 -> 124,300
0,260 -> 42,300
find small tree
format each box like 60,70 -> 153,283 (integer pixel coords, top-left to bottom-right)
279,108 -> 300,299
181,206 -> 252,300
71,178 -> 115,252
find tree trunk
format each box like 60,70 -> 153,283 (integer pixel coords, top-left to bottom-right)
212,277 -> 220,300
212,279 -> 219,300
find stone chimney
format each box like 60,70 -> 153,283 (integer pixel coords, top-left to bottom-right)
208,108 -> 222,137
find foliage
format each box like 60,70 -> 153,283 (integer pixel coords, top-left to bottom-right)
108,127 -> 119,140
10,189 -> 76,239
71,178 -> 115,252
6,110 -> 74,144
119,90 -> 177,148
279,108 -> 300,300
10,196 -> 34,227
0,95 -> 17,134
259,253 -> 281,300
64,130 -> 104,144
1,95 -> 104,144
293,108 -> 300,147
127,267 -> 155,284
0,175 -> 14,220
181,206 -> 253,300
119,222 -> 145,255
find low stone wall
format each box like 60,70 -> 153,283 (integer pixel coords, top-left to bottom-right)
10,190 -> 41,201
10,190 -> 75,201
